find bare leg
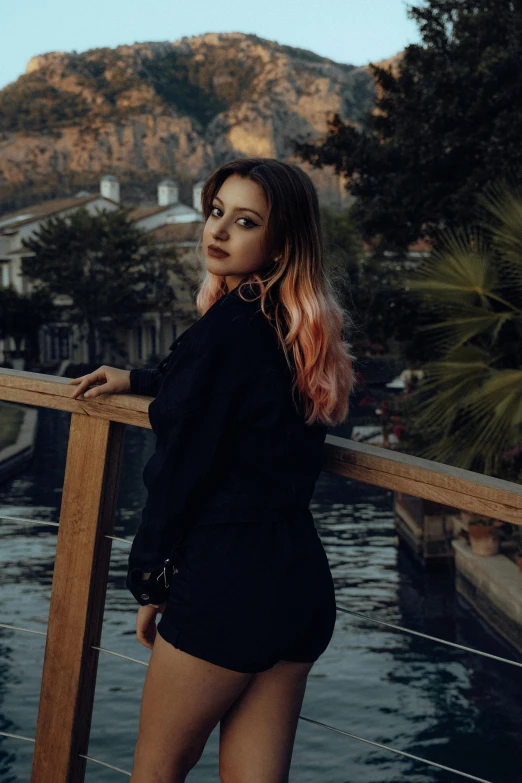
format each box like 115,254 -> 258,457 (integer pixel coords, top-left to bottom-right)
218,659 -> 314,783
130,632 -> 253,783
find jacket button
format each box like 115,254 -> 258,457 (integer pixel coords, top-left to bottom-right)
141,593 -> 150,601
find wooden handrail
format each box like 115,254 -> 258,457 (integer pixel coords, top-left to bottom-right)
323,435 -> 522,524
0,367 -> 520,782
0,367 -> 150,428
2,368 -> 520,520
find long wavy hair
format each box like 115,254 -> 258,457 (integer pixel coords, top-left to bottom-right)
195,157 -> 356,426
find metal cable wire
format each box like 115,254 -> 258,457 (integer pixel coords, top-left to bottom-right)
0,513 -> 58,527
0,625 -> 148,671
0,722 -> 494,782
0,730 -> 34,744
336,604 -> 522,669
2,515 -> 521,672
0,506 -> 513,781
107,534 -> 131,545
0,731 -> 131,777
0,512 -> 130,544
0,626 -> 149,669
2,597 -> 522,671
0,623 -> 46,636
93,646 -> 148,667
79,753 -> 131,777
298,716 -> 494,783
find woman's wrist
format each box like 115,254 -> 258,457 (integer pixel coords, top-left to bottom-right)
142,573 -> 163,607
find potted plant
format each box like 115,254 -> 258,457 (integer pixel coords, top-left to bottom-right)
467,516 -> 500,556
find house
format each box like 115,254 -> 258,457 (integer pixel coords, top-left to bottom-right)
129,178 -> 203,231
0,176 -> 205,368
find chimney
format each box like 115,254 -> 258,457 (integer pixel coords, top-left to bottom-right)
158,178 -> 179,207
100,174 -> 120,204
193,180 -> 205,213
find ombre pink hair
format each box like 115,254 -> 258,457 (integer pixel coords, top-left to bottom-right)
194,157 -> 356,426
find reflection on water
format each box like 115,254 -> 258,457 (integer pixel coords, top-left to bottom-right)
0,408 -> 521,782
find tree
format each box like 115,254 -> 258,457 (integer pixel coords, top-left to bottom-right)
0,285 -> 56,365
400,181 -> 522,481
320,206 -> 426,354
294,0 -> 522,251
21,207 -> 180,365
321,205 -> 362,280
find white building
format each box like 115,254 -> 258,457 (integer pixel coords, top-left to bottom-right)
0,175 -> 205,368
129,179 -> 203,231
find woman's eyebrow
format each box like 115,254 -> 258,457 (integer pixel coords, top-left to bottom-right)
214,195 -> 264,220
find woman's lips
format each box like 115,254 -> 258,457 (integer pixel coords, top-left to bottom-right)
207,245 -> 230,259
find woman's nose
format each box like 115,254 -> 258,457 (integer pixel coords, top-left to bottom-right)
211,223 -> 229,239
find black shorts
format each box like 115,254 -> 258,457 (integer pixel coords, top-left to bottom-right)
156,511 -> 337,673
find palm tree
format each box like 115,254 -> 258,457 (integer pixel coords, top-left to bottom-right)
401,182 -> 522,480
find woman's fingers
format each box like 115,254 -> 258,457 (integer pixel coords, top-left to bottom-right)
68,368 -> 108,400
136,604 -> 167,649
136,605 -> 159,649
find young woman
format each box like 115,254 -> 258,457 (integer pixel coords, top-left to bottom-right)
69,157 -> 355,783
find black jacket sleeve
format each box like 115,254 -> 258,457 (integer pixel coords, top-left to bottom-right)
128,329 -> 192,398
126,313 -> 267,605
128,354 -> 170,398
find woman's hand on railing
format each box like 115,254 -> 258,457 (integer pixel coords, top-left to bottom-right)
67,366 -> 131,400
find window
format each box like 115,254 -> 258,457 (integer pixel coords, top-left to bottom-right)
49,326 -> 70,360
136,325 -> 143,360
59,327 -> 70,359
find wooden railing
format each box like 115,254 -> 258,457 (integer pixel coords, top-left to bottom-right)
1,367 -> 521,782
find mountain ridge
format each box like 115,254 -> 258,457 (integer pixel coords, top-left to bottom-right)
0,33 -> 402,214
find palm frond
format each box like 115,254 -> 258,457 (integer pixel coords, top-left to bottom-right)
477,183 -> 522,295
416,310 -> 514,348
478,183 -> 522,258
406,356 -> 491,432
405,226 -> 498,303
465,370 -> 522,425
410,368 -> 522,475
401,182 -> 522,478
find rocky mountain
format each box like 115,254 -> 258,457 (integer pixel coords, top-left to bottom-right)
0,33 -> 398,214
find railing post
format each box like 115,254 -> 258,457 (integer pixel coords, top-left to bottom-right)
31,413 -> 126,782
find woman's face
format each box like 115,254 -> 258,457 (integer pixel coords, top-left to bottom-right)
202,174 -> 271,291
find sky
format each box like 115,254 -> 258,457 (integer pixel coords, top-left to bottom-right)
0,0 -> 422,90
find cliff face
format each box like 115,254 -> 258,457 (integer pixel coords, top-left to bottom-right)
0,33 -> 393,211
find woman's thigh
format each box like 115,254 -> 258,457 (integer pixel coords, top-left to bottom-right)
218,659 -> 314,783
131,632 -> 253,782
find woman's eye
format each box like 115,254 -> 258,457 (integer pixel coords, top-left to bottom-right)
210,206 -> 256,228
237,217 -> 256,228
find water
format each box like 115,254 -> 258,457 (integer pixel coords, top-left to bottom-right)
1,406 -> 521,782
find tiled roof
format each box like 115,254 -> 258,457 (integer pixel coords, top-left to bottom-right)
407,238 -> 433,252
4,248 -> 35,256
130,203 -> 201,221
128,205 -> 170,221
149,222 -> 204,243
0,195 -> 116,231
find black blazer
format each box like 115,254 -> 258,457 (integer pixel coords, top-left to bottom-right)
126,280 -> 328,604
